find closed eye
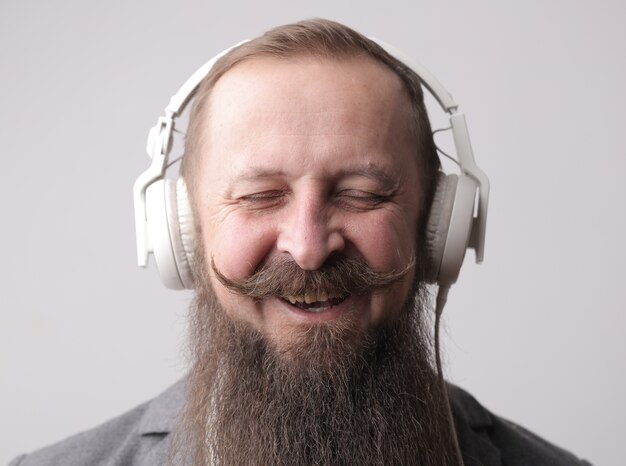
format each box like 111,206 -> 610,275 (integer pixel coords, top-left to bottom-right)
238,190 -> 289,210
334,190 -> 390,211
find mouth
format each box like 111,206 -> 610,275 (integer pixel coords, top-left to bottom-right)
280,292 -> 350,313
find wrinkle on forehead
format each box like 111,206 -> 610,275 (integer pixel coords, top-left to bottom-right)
230,163 -> 401,190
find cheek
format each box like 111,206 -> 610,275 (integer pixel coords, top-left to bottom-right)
349,214 -> 418,325
347,212 -> 417,272
201,213 -> 277,280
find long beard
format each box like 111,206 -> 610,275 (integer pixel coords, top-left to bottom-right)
170,254 -> 459,466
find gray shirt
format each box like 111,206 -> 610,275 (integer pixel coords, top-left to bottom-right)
9,380 -> 591,465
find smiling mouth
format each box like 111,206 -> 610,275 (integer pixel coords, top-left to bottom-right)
281,292 -> 349,313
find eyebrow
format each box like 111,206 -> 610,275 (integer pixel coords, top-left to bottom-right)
334,165 -> 399,190
232,168 -> 287,182
230,164 -> 400,190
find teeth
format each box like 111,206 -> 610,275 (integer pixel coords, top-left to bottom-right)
283,292 -> 347,305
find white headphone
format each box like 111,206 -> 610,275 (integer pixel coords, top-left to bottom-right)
133,39 -> 490,290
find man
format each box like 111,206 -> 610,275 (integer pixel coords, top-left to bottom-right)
11,19 -> 590,466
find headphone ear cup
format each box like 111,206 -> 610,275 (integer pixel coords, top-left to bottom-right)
145,178 -> 195,290
173,177 -> 195,287
424,173 -> 458,283
424,173 -> 479,286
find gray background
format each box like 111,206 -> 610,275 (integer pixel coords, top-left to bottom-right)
1,1 -> 624,464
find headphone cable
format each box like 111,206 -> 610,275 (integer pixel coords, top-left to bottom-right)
434,285 -> 465,466
432,126 -> 461,167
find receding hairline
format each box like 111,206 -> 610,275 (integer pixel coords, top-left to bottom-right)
180,19 -> 441,232
204,52 -> 415,123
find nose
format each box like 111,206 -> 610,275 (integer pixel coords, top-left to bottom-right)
276,194 -> 345,270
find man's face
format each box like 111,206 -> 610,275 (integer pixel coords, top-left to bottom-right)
194,55 -> 423,351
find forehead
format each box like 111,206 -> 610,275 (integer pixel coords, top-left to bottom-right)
212,53 -> 407,100
199,55 -> 417,182
207,54 -> 411,134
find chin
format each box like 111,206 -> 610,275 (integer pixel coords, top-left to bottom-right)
260,306 -> 382,375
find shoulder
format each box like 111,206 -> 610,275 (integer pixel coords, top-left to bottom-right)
9,380 -> 185,466
449,385 -> 593,466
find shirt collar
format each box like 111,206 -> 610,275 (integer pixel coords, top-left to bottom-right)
137,378 -> 186,435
